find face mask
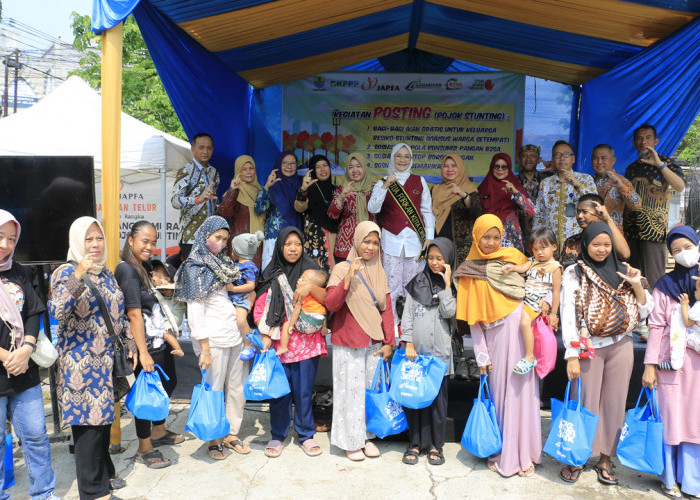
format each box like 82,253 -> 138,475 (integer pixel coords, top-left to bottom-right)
673,246 -> 700,268
205,239 -> 226,255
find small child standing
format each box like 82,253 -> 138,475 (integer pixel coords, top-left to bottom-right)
502,228 -> 562,375
277,269 -> 328,356
669,276 -> 700,370
226,231 -> 264,360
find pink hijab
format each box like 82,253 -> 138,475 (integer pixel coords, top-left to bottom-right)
0,210 -> 24,344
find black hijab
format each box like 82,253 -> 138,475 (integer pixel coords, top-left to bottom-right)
405,237 -> 457,307
256,226 -> 319,327
580,222 -> 625,289
305,155 -> 338,232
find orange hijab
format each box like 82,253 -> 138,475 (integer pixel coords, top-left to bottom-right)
456,214 -> 527,324
432,153 -> 477,234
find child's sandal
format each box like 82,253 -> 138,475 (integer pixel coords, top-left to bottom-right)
513,358 -> 537,375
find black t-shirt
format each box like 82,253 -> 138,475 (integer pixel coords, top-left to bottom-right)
114,261 -> 163,353
0,262 -> 45,396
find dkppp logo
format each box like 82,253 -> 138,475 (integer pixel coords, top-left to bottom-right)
313,76 -> 326,91
445,78 -> 463,90
361,77 -> 378,90
468,79 -> 496,91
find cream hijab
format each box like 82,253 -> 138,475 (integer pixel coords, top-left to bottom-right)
432,153 -> 477,234
328,221 -> 388,341
66,216 -> 107,274
233,155 -> 265,234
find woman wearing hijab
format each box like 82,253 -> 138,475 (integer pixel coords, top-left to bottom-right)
326,221 -> 394,461
644,225 -> 700,498
455,214 -> 540,477
401,237 -> 457,466
219,155 -> 265,269
255,151 -> 302,269
174,216 -> 250,460
253,227 -> 327,458
368,143 -> 435,329
432,153 -> 482,264
50,215 -> 134,499
560,222 -> 651,485
295,154 -> 338,272
328,153 -> 375,263
478,153 -> 535,253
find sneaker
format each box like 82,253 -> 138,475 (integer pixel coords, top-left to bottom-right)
454,357 -> 470,380
240,347 -> 256,361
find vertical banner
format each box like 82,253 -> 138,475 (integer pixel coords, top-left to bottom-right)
282,72 -> 524,181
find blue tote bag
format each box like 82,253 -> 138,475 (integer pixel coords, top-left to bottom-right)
366,359 -> 408,439
617,388 -> 664,475
125,364 -> 170,421
461,374 -> 502,458
544,379 -> 599,467
243,332 -> 291,401
388,349 -> 448,409
185,369 -> 230,442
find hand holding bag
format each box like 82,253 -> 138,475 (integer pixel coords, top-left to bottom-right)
544,379 -> 599,467
616,388 -> 664,475
125,364 -> 171,421
533,315 -> 557,379
388,349 -> 448,409
461,374 -> 502,457
243,332 -> 291,401
365,359 -> 408,438
185,369 -> 230,442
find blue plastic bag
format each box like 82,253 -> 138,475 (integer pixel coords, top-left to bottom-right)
544,379 -> 599,467
243,332 -> 291,401
461,374 -> 502,458
388,349 -> 448,409
365,359 -> 408,439
617,388 -> 664,475
185,369 -> 230,442
125,364 -> 170,421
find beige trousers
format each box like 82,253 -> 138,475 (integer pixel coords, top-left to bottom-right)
205,343 -> 249,436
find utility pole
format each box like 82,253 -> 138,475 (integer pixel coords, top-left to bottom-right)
3,53 -> 8,117
13,50 -> 19,114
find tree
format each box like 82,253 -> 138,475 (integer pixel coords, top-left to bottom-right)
70,13 -> 187,140
678,113 -> 700,165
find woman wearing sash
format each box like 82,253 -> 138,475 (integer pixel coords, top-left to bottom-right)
455,214 -> 540,477
433,153 -> 482,264
294,155 -> 338,273
368,143 -> 435,328
254,152 -> 302,269
644,225 -> 700,498
328,153 -> 375,264
478,153 -> 534,253
326,221 -> 395,461
218,155 -> 265,269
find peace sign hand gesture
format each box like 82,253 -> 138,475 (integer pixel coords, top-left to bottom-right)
616,262 -> 643,287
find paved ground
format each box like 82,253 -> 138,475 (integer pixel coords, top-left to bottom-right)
6,401 -> 669,499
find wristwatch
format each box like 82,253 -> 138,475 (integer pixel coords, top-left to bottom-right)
24,341 -> 37,353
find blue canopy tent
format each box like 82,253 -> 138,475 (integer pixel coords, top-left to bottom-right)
92,0 -> 700,185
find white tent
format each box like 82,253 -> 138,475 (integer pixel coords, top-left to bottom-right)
0,75 -> 192,257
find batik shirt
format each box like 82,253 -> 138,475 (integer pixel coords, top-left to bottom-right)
534,172 -> 597,251
595,174 -> 641,231
171,160 -> 220,244
624,156 -> 684,242
254,188 -> 288,240
517,170 -> 554,202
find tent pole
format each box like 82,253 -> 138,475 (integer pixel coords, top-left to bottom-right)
101,23 -> 123,271
161,168 -> 167,260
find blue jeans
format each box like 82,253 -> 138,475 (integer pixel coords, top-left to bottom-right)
270,357 -> 319,444
0,384 -> 57,500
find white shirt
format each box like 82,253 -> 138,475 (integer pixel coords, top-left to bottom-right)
560,265 -> 653,359
187,286 -> 242,349
367,175 -> 435,258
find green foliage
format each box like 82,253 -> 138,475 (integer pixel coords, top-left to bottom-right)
678,113 -> 700,165
69,13 -> 187,140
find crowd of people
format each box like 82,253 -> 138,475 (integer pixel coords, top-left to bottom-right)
0,123 -> 696,500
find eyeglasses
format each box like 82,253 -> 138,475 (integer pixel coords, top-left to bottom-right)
553,152 -> 574,159
493,164 -> 509,170
281,161 -> 296,166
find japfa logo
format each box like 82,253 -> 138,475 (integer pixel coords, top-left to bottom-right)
361,77 -> 379,91
468,79 -> 496,91
445,78 -> 463,90
312,76 -> 326,91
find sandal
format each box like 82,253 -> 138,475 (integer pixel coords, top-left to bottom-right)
403,448 -> 420,465
487,461 -> 498,473
223,438 -> 251,455
594,464 -> 618,485
518,464 -> 535,477
109,478 -> 126,490
151,430 -> 185,447
513,357 -> 537,375
109,445 -> 125,455
300,438 -> 322,457
560,465 -> 585,483
427,448 -> 445,466
134,450 -> 171,469
363,441 -> 380,458
346,449 -> 365,461
661,483 -> 682,499
207,444 -> 227,460
264,439 -> 284,458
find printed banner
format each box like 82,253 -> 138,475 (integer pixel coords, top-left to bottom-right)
282,72 -> 524,180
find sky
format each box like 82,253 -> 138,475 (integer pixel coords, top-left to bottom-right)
3,0 -> 94,44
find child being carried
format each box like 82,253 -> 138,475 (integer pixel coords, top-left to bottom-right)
277,269 -> 328,356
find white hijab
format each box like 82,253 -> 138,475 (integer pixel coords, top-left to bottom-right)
389,143 -> 413,183
66,216 -> 107,275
